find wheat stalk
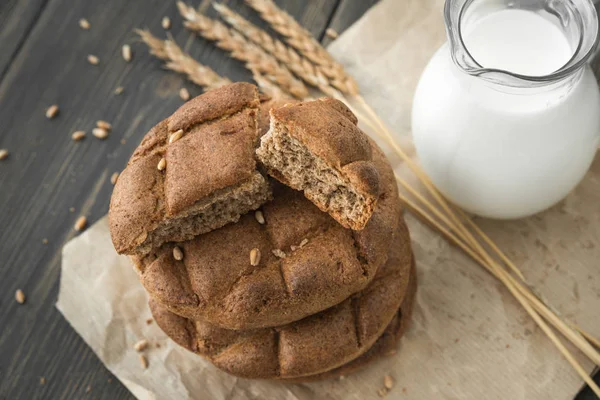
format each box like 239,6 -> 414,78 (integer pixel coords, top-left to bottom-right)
213,3 -> 338,97
245,0 -> 358,95
249,67 -> 287,99
177,1 -> 308,99
137,29 -> 231,90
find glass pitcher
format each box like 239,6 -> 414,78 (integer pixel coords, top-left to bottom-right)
411,0 -> 600,219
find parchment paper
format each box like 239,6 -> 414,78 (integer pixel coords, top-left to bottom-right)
57,0 -> 600,399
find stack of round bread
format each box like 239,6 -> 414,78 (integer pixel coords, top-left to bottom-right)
109,83 -> 416,382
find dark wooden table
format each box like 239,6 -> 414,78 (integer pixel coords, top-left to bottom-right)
0,0 -> 598,399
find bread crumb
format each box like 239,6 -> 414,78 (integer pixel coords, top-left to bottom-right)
42,238 -> 48,244
79,18 -> 90,30
15,289 -> 26,304
272,249 -> 286,259
85,384 -> 91,393
0,149 -> 8,160
39,376 -> 46,384
162,16 -> 171,29
115,86 -> 124,95
173,246 -> 184,261
87,55 -> 99,65
146,318 -> 153,325
122,44 -> 132,62
107,378 -> 112,383
179,88 -> 190,101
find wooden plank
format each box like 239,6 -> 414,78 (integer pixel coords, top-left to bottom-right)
0,0 -> 366,399
321,0 -> 379,47
0,0 -> 48,81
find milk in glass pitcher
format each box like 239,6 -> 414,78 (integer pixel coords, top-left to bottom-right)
412,0 -> 600,219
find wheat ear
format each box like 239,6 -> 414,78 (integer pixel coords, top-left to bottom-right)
245,0 -> 358,94
137,29 -> 231,90
213,3 -> 338,97
177,1 -> 308,99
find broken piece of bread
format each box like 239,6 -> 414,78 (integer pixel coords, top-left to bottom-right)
256,98 -> 379,230
109,83 -> 272,256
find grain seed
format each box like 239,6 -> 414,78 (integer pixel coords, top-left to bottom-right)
122,44 -> 132,62
173,246 -> 184,261
254,210 -> 265,224
250,248 -> 261,266
110,172 -> 119,185
139,354 -> 149,369
74,216 -> 87,231
96,120 -> 112,131
114,86 -> 124,95
162,16 -> 171,29
79,18 -> 90,30
169,129 -> 184,144
92,128 -> 108,139
15,289 -> 26,304
71,131 -> 86,141
299,238 -> 308,248
179,87 -> 190,101
87,54 -> 99,65
326,28 -> 339,39
134,339 -> 149,352
272,249 -> 286,259
384,375 -> 394,390
46,104 -> 59,119
0,149 -> 8,160
157,158 -> 166,171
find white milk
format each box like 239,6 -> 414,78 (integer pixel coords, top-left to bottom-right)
412,9 -> 600,219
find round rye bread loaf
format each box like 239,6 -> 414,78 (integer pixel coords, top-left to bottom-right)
149,235 -> 415,380
133,139 -> 403,330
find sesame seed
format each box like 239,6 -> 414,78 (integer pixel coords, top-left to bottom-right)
110,172 -> 119,185
168,129 -> 184,144
384,375 -> 394,390
139,354 -> 148,369
157,158 -> 166,171
122,44 -> 132,62
134,339 -> 149,352
87,55 -> 99,65
96,120 -> 112,131
250,248 -> 261,266
254,210 -> 265,224
74,216 -> 87,231
173,246 -> 184,261
0,149 -> 8,160
15,289 -> 26,304
162,16 -> 171,29
46,104 -> 59,119
71,131 -> 86,141
92,128 -> 108,139
179,88 -> 190,101
79,18 -> 90,30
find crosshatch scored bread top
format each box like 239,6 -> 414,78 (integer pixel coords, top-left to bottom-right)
109,83 -> 272,256
257,98 -> 380,230
149,234 -> 415,380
